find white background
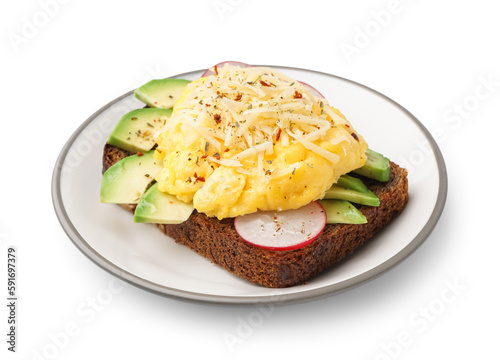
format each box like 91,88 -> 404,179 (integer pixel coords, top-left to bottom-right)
1,0 -> 499,359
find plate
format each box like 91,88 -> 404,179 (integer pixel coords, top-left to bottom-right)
52,66 -> 447,305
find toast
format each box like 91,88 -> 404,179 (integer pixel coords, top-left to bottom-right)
102,143 -> 409,288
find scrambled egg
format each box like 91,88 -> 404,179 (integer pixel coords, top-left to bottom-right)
154,65 -> 368,219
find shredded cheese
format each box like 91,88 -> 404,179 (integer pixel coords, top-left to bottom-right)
206,155 -> 242,167
230,141 -> 272,161
163,64 -> 355,168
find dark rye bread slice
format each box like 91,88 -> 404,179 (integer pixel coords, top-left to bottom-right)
102,143 -> 409,288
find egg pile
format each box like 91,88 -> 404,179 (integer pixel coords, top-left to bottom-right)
154,64 -> 368,219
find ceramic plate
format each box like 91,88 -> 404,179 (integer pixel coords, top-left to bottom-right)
52,66 -> 447,305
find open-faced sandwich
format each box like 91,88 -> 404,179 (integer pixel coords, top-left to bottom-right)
100,62 -> 409,288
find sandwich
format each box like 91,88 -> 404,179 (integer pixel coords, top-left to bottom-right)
100,62 -> 409,288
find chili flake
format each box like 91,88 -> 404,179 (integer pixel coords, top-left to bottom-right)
194,172 -> 205,182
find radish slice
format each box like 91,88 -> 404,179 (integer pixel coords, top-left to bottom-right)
201,61 -> 252,77
298,81 -> 325,99
202,64 -> 325,99
234,201 -> 327,251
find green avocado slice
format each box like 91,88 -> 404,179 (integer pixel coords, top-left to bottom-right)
323,185 -> 380,207
134,183 -> 193,224
108,108 -> 172,153
352,149 -> 391,182
318,200 -> 367,224
100,151 -> 163,204
336,174 -> 369,193
134,78 -> 190,109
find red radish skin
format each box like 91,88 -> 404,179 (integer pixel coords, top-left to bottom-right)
234,202 -> 327,251
201,61 -> 252,77
298,81 -> 325,99
201,63 -> 326,100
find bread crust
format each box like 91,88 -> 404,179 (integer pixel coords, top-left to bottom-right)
102,143 -> 408,288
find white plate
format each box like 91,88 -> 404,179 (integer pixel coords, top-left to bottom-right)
52,66 -> 447,305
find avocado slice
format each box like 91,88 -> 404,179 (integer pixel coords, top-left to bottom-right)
134,78 -> 190,109
100,151 -> 163,204
323,185 -> 380,207
318,200 -> 367,224
134,183 -> 193,224
108,108 -> 172,153
336,174 -> 369,193
352,149 -> 391,182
